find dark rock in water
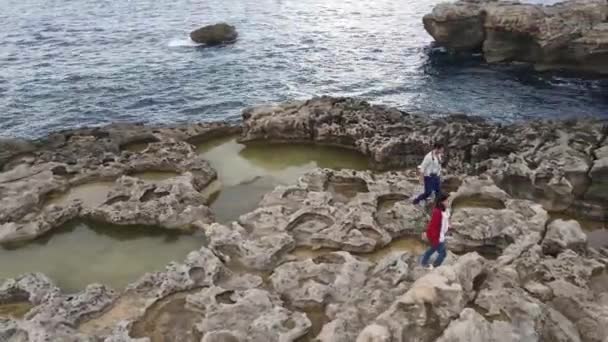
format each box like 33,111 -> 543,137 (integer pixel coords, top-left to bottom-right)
190,23 -> 238,45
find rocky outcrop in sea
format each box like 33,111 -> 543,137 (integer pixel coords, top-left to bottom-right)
190,23 -> 238,46
0,97 -> 606,341
423,0 -> 608,74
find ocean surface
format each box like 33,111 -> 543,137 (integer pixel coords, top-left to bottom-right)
1,0 -> 607,138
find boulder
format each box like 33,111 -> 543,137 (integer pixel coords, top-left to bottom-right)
362,253 -> 486,342
542,219 -> 587,256
190,23 -> 238,45
435,308 -> 518,342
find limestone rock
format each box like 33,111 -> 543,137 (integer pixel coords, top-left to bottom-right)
422,1 -> 485,51
474,266 -> 582,342
190,23 -> 238,45
0,273 -> 58,305
240,97 -> 499,172
449,178 -> 548,256
240,168 -> 427,253
204,222 -> 295,271
190,287 -> 310,341
0,124 -> 227,243
241,97 -> 606,220
423,0 -> 608,74
435,308 -> 519,342
542,219 -> 587,256
0,138 -> 36,171
29,284 -> 116,327
84,174 -> 214,229
271,251 -> 426,342
364,253 -> 486,342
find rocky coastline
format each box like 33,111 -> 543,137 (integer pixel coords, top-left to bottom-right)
0,96 -> 607,341
423,0 -> 608,74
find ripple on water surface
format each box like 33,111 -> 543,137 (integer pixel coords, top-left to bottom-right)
0,221 -> 203,292
197,136 -> 369,223
1,0 -> 608,138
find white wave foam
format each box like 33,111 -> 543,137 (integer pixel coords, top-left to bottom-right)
167,37 -> 203,47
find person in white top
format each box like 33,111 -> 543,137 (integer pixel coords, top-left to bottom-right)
413,142 -> 444,205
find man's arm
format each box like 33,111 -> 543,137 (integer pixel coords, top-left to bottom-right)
418,153 -> 430,181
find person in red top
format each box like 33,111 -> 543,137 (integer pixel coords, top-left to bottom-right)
420,192 -> 450,270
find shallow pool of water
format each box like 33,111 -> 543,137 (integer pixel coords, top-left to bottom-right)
0,302 -> 33,319
46,181 -> 115,208
0,221 -> 203,292
131,171 -> 180,182
197,136 -> 369,223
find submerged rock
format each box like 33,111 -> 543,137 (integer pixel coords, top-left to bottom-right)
423,0 -> 608,74
190,23 -> 238,45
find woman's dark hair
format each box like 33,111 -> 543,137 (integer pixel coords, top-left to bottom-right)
433,142 -> 444,150
435,192 -> 450,211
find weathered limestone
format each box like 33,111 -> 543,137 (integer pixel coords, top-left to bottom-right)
362,252 -> 486,342
240,96 -> 495,172
0,273 -> 57,306
240,96 -> 608,220
0,273 -> 116,342
204,222 -> 295,271
190,287 -> 310,341
435,308 -> 518,342
0,138 -> 37,171
542,219 -> 587,256
239,168 -> 427,253
0,123 -> 233,244
84,174 -> 215,229
449,177 -> 548,257
0,97 -> 607,342
423,0 -> 608,74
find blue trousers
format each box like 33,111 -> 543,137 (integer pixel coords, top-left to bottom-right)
413,174 -> 441,204
421,242 -> 447,267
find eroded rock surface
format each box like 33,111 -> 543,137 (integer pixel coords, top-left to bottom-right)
0,123 -> 234,244
423,0 -> 608,74
1,98 -> 607,342
449,177 -> 548,257
239,168 -> 427,253
542,219 -> 587,256
240,96 -> 607,220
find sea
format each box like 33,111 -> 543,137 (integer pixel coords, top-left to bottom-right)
0,0 -> 607,138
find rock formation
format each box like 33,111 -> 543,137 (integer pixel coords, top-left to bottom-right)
241,96 -> 607,220
0,97 -> 606,341
190,23 -> 238,45
0,122 -> 237,244
423,0 -> 608,74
